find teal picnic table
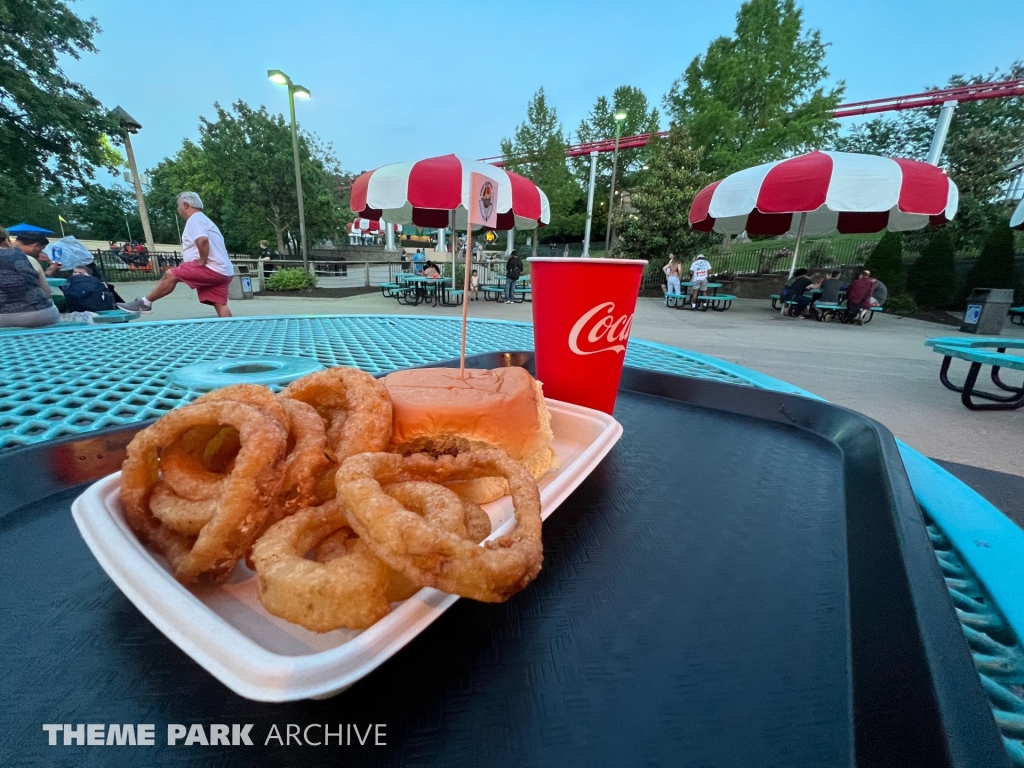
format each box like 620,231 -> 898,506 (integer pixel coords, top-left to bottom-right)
2,317 -> 1023,766
926,336 -> 1024,410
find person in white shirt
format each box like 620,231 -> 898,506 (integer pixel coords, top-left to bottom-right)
117,192 -> 235,317
688,254 -> 712,308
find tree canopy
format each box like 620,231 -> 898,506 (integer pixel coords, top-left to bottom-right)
500,88 -> 584,239
665,0 -> 843,175
0,0 -> 118,205
147,102 -> 346,254
568,86 -> 660,240
616,127 -> 715,263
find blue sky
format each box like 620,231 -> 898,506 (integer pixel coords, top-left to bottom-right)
67,0 -> 1022,178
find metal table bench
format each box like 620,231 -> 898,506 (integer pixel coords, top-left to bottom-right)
926,337 -> 1024,407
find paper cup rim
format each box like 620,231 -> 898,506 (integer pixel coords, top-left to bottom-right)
526,257 -> 648,265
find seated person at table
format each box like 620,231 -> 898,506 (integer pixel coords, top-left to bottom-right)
422,261 -> 441,279
785,270 -> 818,317
845,270 -> 875,324
0,227 -> 59,328
470,269 -> 480,300
870,277 -> 887,307
818,270 -> 844,304
63,265 -> 117,313
12,231 -> 60,277
687,253 -> 712,308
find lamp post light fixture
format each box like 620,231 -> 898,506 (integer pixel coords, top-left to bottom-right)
268,69 -> 312,275
604,109 -> 628,254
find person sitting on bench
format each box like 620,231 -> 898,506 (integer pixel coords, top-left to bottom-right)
786,270 -> 818,317
818,270 -> 843,304
845,270 -> 875,324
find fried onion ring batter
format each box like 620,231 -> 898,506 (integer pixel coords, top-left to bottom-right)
280,368 -> 392,462
249,500 -> 391,632
121,400 -> 288,583
335,450 -> 542,602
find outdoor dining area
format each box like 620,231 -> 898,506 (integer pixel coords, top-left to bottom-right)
381,273 -> 463,307
3,150 -> 1024,768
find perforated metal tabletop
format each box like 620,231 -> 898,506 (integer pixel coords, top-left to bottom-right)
0,315 -> 799,452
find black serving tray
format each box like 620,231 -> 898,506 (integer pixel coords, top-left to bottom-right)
0,352 -> 1007,768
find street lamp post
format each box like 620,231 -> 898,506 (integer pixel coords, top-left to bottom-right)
268,70 -> 312,276
603,110 -> 628,255
111,106 -> 155,253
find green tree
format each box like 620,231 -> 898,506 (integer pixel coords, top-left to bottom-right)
500,88 -> 584,238
0,0 -> 119,206
616,127 -> 715,263
863,231 -> 906,294
833,63 -> 1024,248
570,86 -> 661,240
68,183 -> 144,241
960,224 -> 1016,302
908,228 -> 957,308
665,0 -> 843,175
146,102 -> 345,254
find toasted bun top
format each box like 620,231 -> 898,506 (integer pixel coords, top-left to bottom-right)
383,367 -> 548,461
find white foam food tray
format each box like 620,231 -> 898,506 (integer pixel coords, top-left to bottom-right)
71,398 -> 622,702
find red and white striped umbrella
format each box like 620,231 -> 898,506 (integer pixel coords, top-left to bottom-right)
350,153 -> 550,230
1011,197 -> 1024,230
350,218 -> 400,234
689,151 -> 959,237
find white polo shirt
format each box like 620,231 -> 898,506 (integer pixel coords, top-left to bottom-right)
181,212 -> 234,276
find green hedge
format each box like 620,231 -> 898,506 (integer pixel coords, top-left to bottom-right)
266,268 -> 317,291
908,229 -> 956,308
864,231 -> 906,294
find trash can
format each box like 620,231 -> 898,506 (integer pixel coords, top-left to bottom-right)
960,288 -> 1013,335
227,274 -> 254,300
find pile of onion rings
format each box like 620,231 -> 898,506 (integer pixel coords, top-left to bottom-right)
120,365 -> 547,632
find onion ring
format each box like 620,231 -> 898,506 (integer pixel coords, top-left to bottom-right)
161,385 -> 288,501
269,398 -> 331,524
149,481 -> 217,536
335,450 -> 542,602
249,500 -> 391,632
280,368 -> 392,462
121,400 -> 288,583
376,481 -> 492,601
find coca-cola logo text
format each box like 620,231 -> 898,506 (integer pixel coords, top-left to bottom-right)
568,302 -> 633,356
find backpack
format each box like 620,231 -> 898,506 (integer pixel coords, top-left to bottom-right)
63,274 -> 116,312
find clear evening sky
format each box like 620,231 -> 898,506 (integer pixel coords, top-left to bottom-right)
67,0 -> 1022,177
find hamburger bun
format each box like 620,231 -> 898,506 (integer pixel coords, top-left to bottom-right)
382,367 -> 556,503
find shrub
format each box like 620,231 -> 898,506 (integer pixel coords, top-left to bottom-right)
266,268 -> 317,292
882,293 -> 917,316
864,231 -> 906,294
959,223 -> 1015,303
908,228 -> 956,308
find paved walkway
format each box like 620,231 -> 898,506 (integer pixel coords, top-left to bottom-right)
117,281 -> 1024,477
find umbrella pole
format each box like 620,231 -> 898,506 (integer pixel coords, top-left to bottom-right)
781,212 -> 807,315
450,210 -> 456,281
460,220 -> 473,376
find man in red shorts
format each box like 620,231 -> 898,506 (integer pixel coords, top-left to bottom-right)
117,191 -> 234,317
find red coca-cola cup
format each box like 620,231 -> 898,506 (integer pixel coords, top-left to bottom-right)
528,257 -> 647,414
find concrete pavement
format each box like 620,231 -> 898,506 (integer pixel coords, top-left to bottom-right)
117,281 -> 1024,477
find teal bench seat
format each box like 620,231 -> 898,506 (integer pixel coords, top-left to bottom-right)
696,294 -> 735,311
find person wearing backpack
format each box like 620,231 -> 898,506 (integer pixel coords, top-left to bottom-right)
63,265 -> 117,313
